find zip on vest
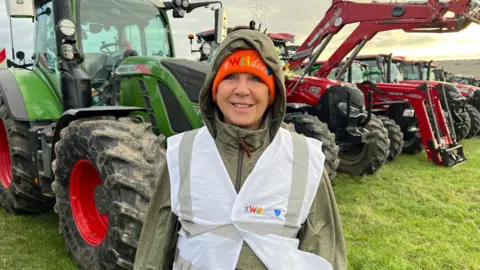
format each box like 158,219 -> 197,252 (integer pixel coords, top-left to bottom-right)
236,140 -> 252,193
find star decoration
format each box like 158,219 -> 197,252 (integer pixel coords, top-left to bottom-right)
249,0 -> 269,25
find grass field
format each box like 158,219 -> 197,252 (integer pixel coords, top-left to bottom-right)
1,138 -> 479,269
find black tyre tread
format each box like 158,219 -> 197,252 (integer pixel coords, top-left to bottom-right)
52,116 -> 165,270
377,115 -> 404,162
284,113 -> 340,182
464,104 -> 480,138
338,115 -> 390,176
453,111 -> 470,142
0,96 -> 54,214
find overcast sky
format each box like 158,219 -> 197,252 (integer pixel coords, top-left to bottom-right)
1,0 -> 479,63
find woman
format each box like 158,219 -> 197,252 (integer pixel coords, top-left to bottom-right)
134,29 -> 347,270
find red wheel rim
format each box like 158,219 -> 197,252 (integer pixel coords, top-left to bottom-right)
0,119 -> 12,189
69,159 -> 109,246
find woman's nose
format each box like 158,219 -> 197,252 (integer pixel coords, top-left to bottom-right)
233,78 -> 251,95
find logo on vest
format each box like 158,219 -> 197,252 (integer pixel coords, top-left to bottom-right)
245,206 -> 282,218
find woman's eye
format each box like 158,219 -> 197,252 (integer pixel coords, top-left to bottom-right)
251,75 -> 263,82
225,74 -> 238,80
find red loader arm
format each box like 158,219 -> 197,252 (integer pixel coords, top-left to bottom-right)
308,0 -> 477,79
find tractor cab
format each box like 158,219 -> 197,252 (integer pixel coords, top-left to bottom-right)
397,59 -> 437,81
189,25 -> 249,62
78,0 -> 172,87
188,21 -> 296,65
35,0 -> 172,90
354,54 -> 405,83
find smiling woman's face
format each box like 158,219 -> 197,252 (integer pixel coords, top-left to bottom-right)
216,72 -> 270,130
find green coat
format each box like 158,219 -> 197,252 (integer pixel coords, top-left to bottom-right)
134,29 -> 347,270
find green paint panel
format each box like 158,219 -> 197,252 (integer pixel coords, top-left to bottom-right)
116,56 -> 204,137
11,68 -> 62,120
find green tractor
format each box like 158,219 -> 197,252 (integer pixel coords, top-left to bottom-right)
0,0 -> 227,268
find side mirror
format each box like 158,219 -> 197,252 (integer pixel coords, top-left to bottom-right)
5,0 -> 35,18
214,7 -> 228,44
16,51 -> 25,61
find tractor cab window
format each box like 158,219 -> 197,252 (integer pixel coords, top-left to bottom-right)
422,67 -> 436,81
399,63 -> 420,80
329,67 -> 342,81
77,0 -> 171,85
390,62 -> 404,82
360,60 -> 383,83
34,2 -> 57,74
350,62 -> 366,83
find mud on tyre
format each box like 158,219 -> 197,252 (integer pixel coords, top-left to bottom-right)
284,112 -> 340,182
52,116 -> 165,269
337,114 -> 390,176
377,115 -> 404,162
0,96 -> 54,214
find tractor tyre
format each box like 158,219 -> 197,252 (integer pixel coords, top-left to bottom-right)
0,99 -> 54,214
377,116 -> 404,162
452,110 -> 470,142
464,104 -> 480,138
337,115 -> 390,176
284,112 -> 340,182
51,116 -> 165,270
402,132 -> 423,155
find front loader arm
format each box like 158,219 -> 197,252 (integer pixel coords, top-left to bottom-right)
315,16 -> 469,79
286,0 -> 474,77
284,0 -> 457,71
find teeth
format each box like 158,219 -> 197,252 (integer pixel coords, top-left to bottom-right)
233,104 -> 252,108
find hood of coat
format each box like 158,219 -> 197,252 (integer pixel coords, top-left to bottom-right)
198,29 -> 286,141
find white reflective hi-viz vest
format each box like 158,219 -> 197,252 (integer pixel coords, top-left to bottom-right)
166,126 -> 332,270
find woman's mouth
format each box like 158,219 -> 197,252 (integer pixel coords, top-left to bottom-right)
232,103 -> 253,108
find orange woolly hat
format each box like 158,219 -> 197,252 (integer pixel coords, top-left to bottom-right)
212,49 -> 276,105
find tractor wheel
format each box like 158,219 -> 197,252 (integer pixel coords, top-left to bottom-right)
337,115 -> 390,176
465,104 -> 480,138
51,116 -> 164,270
452,110 -> 470,142
284,112 -> 340,182
0,99 -> 54,214
377,116 -> 404,162
402,131 -> 423,155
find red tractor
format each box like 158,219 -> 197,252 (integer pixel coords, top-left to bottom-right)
396,57 -> 480,138
284,0 -> 479,168
300,59 -> 405,161
355,54 -> 474,142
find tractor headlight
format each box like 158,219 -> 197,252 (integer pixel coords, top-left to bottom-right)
58,19 -> 76,37
402,108 -> 415,117
467,0 -> 480,23
337,102 -> 362,116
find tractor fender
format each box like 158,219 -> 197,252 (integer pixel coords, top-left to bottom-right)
0,68 -> 29,121
51,106 -> 147,161
0,68 -> 63,121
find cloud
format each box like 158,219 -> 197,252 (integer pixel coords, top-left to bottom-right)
0,0 -> 478,64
